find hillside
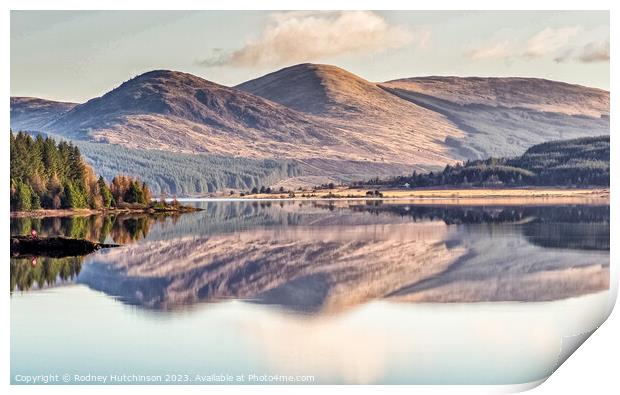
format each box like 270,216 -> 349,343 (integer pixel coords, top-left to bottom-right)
381,76 -> 609,117
238,65 -> 609,162
14,69 -> 465,181
10,97 -> 77,131
10,65 -> 610,193
78,141 -> 302,195
380,77 -> 609,159
370,136 -> 610,188
238,63 -> 440,118
44,70 -> 336,157
237,63 -> 465,165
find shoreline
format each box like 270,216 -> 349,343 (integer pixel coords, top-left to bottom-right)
10,205 -> 201,219
223,187 -> 609,203
10,188 -> 609,218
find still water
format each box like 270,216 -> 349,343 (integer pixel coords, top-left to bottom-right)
10,200 -> 611,384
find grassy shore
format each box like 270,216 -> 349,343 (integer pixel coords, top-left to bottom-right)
10,203 -> 202,218
233,187 -> 609,205
11,188 -> 609,218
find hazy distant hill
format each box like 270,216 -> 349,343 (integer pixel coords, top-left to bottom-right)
10,64 -> 610,193
381,76 -> 609,117
380,77 -> 609,159
10,97 -> 77,131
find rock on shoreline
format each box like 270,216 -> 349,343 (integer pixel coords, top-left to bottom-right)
10,236 -> 119,258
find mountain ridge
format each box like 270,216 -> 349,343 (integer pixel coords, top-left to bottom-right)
380,76 -> 609,118
10,96 -> 78,132
10,64 -> 610,190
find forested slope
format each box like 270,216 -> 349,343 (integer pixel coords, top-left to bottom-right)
365,136 -> 610,188
78,142 -> 302,195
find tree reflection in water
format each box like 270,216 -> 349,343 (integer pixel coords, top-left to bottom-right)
10,213 -> 172,291
9,213 -> 169,244
11,256 -> 83,292
9,203 -> 610,311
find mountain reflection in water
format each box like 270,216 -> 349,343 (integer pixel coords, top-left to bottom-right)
10,202 -> 609,312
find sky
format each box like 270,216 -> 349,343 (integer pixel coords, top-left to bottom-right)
10,10 -> 610,103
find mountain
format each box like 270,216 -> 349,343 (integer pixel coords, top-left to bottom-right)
237,63 -> 465,165
10,65 -> 610,193
238,63 -> 439,117
12,68 -> 466,185
44,70 -> 338,157
10,97 -> 77,131
380,77 -> 609,159
381,76 -> 609,117
238,64 -> 609,162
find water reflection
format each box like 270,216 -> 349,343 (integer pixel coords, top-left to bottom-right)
10,214 -> 162,245
10,256 -> 83,292
10,202 -> 610,312
10,213 -> 164,291
9,201 -> 612,385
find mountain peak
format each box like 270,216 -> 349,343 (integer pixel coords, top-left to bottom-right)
118,69 -> 222,91
277,62 -> 360,76
236,63 -> 378,115
62,69 -> 237,123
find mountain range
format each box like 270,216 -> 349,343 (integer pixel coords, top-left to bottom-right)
10,63 -> 610,193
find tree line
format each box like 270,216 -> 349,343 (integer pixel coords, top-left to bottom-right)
10,132 -> 152,211
358,136 -> 610,188
78,139 -> 301,195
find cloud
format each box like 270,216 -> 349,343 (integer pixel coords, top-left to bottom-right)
577,40 -> 610,62
463,40 -> 513,60
199,11 -> 421,68
522,27 -> 581,59
554,39 -> 609,63
465,26 -> 608,64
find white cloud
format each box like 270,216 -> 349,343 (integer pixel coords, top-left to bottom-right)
554,39 -> 610,63
464,40 -> 513,60
200,11 -> 422,68
522,27 -> 581,59
464,26 -> 609,64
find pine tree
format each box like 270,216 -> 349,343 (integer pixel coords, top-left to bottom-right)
63,181 -> 88,209
98,176 -> 113,208
124,181 -> 145,204
10,132 -> 151,211
12,180 -> 33,211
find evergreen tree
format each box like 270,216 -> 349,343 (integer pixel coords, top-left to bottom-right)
10,132 -> 154,211
98,176 -> 113,208
62,182 -> 87,209
13,180 -> 33,211
124,181 -> 145,204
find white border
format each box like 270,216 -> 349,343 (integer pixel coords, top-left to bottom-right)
3,1 -> 617,394
4,0 -> 617,10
